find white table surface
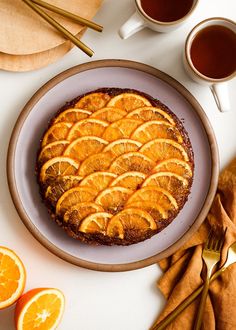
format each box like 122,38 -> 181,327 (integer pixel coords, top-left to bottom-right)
0,1 -> 235,329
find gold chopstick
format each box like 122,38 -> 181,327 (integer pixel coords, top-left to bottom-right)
31,0 -> 103,32
22,0 -> 94,57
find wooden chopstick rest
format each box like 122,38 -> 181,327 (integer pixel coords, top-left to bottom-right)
22,0 -> 94,57
31,0 -> 103,32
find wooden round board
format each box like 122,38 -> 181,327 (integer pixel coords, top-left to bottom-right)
0,29 -> 85,72
0,0 -> 102,55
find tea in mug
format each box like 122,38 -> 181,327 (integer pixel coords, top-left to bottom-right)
190,25 -> 236,79
140,0 -> 194,22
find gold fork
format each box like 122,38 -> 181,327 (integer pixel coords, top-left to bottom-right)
151,237 -> 236,330
193,229 -> 225,330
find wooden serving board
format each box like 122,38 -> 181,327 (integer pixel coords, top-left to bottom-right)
0,29 -> 85,72
0,0 -> 102,55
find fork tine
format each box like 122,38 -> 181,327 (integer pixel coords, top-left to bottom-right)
205,229 -> 213,249
217,228 -> 227,252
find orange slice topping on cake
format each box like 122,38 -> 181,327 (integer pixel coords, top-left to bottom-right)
79,212 -> 112,234
131,121 -> 183,143
67,119 -> 108,141
126,106 -> 176,125
95,187 -> 133,214
63,136 -> 108,162
103,139 -> 142,157
110,171 -> 146,190
53,108 -> 92,123
41,122 -> 72,147
80,172 -> 117,193
78,151 -> 114,177
153,158 -> 193,178
38,140 -> 69,167
90,107 -> 127,122
63,202 -> 104,225
140,138 -> 189,162
107,92 -> 152,111
102,118 -> 142,141
75,92 -> 111,111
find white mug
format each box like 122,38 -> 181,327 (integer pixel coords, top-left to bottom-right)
184,17 -> 236,112
119,0 -> 199,39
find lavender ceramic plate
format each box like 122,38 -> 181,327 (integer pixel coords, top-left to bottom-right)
7,60 -> 219,272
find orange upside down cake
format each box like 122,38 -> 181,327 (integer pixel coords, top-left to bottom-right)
36,88 -> 194,245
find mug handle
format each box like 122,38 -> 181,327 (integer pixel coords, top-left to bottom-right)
210,83 -> 230,112
119,11 -> 146,39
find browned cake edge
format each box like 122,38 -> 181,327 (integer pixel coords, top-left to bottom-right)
36,88 -> 194,246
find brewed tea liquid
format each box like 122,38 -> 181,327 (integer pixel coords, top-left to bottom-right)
190,25 -> 236,79
140,0 -> 194,22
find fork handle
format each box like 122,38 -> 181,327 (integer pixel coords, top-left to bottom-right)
193,276 -> 210,330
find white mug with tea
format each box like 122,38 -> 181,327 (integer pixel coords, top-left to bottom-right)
119,0 -> 199,39
184,17 -> 236,112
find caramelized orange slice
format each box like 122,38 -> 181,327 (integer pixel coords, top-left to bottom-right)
107,208 -> 156,238
131,121 -> 183,143
90,107 -> 127,122
53,108 -> 91,123
102,118 -> 142,142
75,92 -> 111,111
67,119 -> 108,141
80,172 -> 117,192
63,202 -> 104,225
40,157 -> 79,183
127,201 -> 167,220
107,93 -> 151,112
126,186 -> 178,211
64,136 -> 108,162
153,158 -> 193,178
104,139 -> 142,157
45,175 -> 82,207
126,106 -> 175,125
95,187 -> 133,214
110,171 -> 146,190
109,152 -> 155,175
38,140 -> 69,167
142,172 -> 188,197
56,187 -> 97,216
79,212 -> 112,234
78,151 -> 114,177
41,122 -> 72,147
140,139 -> 189,162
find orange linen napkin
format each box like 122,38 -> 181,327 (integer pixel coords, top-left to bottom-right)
153,157 -> 236,330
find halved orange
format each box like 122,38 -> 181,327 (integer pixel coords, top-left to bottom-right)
78,151 -> 114,177
15,288 -> 65,330
63,202 -> 104,225
67,119 -> 108,141
95,187 -> 133,214
63,136 -> 108,162
131,120 -> 183,143
80,172 -> 117,192
153,158 -> 193,178
90,107 -> 127,122
53,108 -> 91,123
102,118 -> 142,142
103,139 -> 142,157
126,106 -> 176,125
41,122 -> 72,147
110,171 -> 146,190
75,92 -> 111,111
79,212 -> 112,234
107,208 -> 156,238
0,246 -> 26,310
142,172 -> 188,196
107,93 -> 151,111
109,152 -> 155,175
126,186 -> 178,211
45,175 -> 82,207
127,201 -> 167,221
38,140 -> 69,167
56,186 -> 97,216
140,139 -> 189,162
39,157 -> 79,183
